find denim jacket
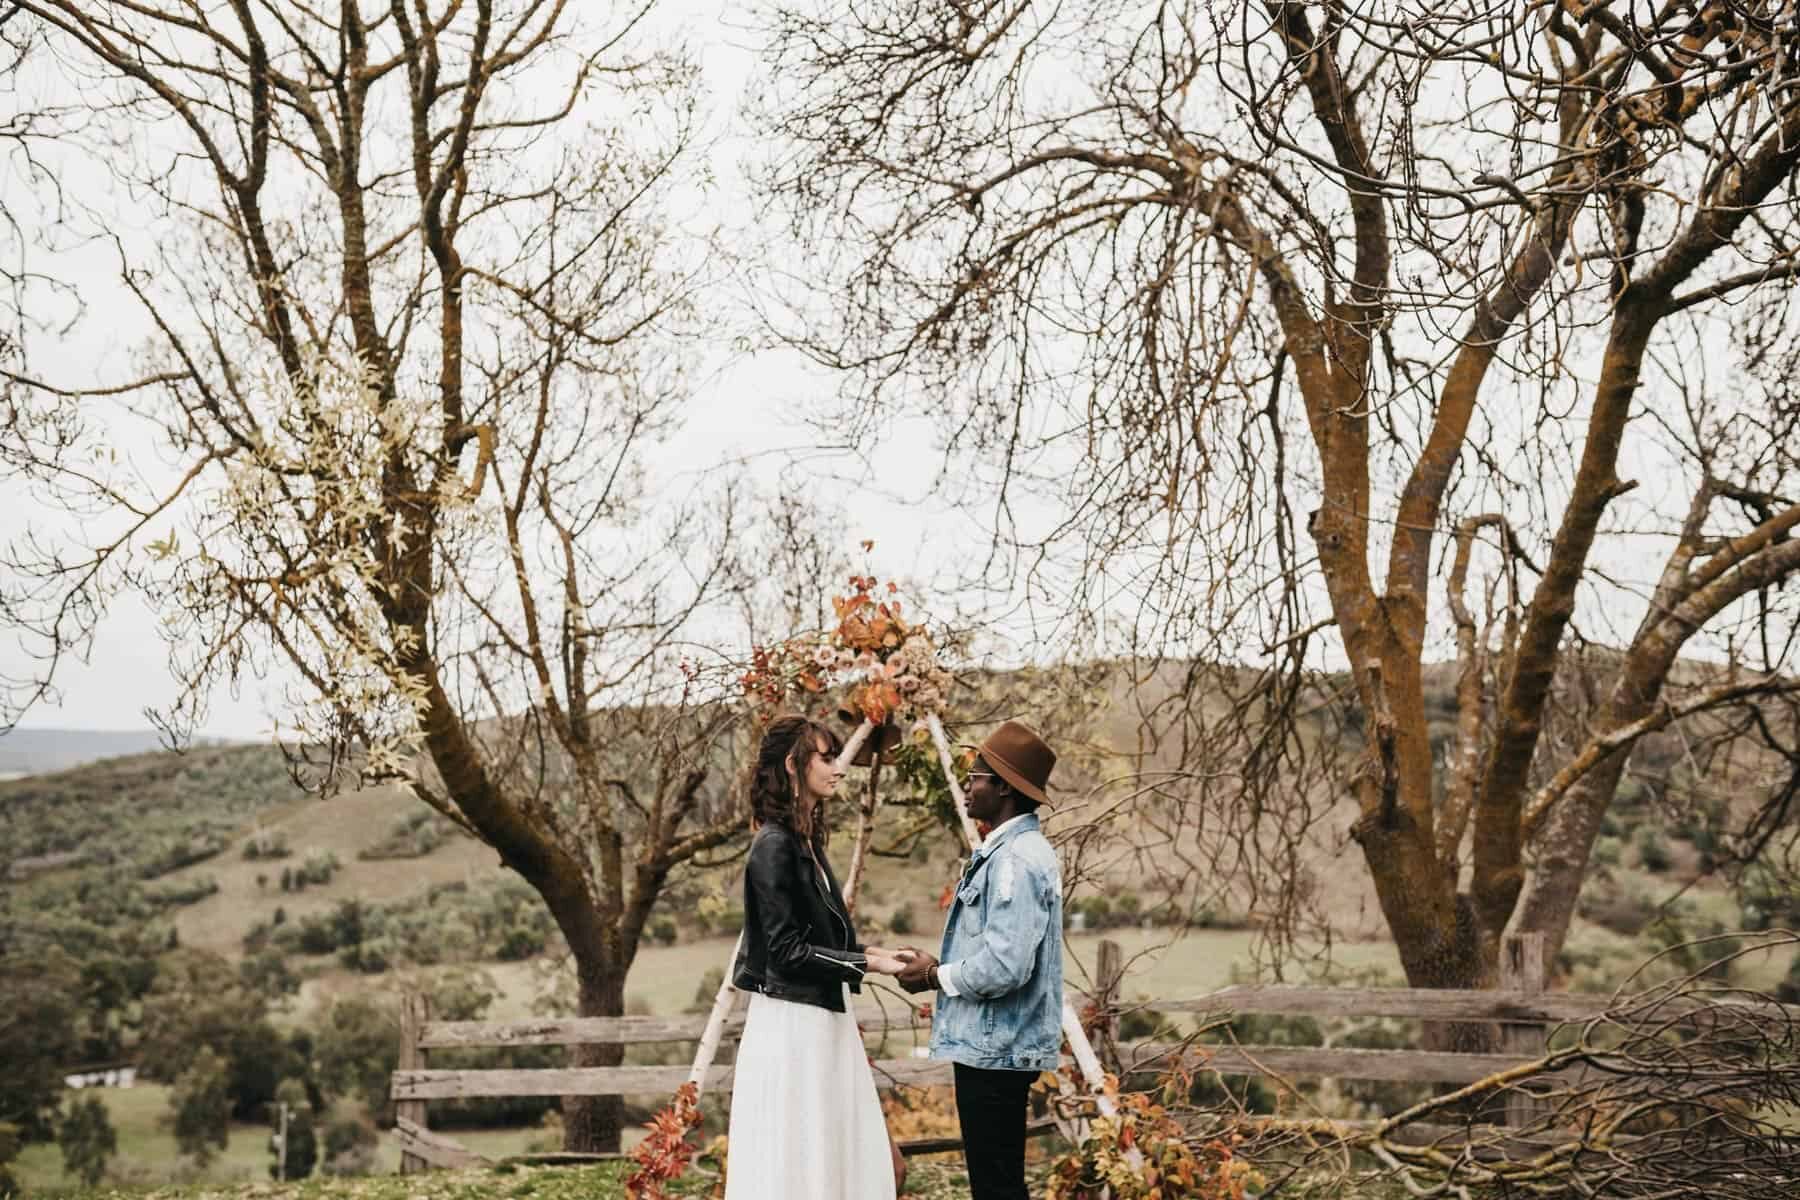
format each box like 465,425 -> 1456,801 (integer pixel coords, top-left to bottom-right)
928,813 -> 1063,1072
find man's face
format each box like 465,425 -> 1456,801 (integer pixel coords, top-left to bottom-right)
963,756 -> 1009,823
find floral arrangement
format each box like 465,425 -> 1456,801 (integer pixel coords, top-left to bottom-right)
625,1081 -> 704,1200
1041,1069 -> 1263,1200
739,571 -> 955,727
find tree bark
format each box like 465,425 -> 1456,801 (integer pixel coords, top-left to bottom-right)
564,950 -> 627,1153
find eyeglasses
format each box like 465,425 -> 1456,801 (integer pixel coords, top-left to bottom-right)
966,771 -> 999,781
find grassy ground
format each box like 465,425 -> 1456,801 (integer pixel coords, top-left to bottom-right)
9,1086 -> 602,1194
10,1159 -> 1028,1200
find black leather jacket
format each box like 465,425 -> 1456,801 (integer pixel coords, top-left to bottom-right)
732,822 -> 867,1012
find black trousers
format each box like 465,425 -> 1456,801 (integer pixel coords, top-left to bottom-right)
953,1062 -> 1035,1200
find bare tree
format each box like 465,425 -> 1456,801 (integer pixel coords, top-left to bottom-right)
757,0 -> 1800,994
2,1 -> 748,1151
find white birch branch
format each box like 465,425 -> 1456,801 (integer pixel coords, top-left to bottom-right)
685,931 -> 744,1096
925,712 -> 983,848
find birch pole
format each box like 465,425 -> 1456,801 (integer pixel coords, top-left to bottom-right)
924,712 -> 982,848
924,713 -> 1118,1121
842,744 -> 885,915
684,930 -> 744,1096
686,717 -> 879,1096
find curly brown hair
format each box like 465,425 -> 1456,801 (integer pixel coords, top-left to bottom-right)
749,714 -> 843,852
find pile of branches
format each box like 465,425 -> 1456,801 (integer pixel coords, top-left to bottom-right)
1099,934 -> 1800,1198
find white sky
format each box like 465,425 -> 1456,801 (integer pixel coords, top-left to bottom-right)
1,0 -> 988,738
3,1 -> 1787,739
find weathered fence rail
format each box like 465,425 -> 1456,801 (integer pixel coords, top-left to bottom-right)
390,931 -> 1800,1172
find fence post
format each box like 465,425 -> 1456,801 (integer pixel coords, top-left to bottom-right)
1499,931 -> 1547,1128
1094,938 -> 1124,1071
396,992 -> 432,1174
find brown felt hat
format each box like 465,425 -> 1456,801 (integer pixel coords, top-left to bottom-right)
973,719 -> 1056,806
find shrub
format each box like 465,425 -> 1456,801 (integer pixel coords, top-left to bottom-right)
1644,907 -> 1734,982
1637,828 -> 1673,873
240,948 -> 301,997
1115,1002 -> 1177,1043
170,1047 -> 231,1167
296,915 -> 340,956
294,848 -> 341,887
320,1111 -> 378,1177
358,809 -> 453,861
311,998 -> 399,1118
693,892 -> 745,936
649,916 -> 679,946
888,904 -> 915,935
270,1079 -> 316,1181
58,1095 -> 117,1186
340,936 -> 394,974
243,829 -> 290,860
1067,895 -> 1115,930
138,831 -> 227,879
1578,880 -> 1659,936
147,875 -> 220,908
1737,863 -> 1800,931
0,951 -> 83,1139
1189,906 -> 1255,931
497,923 -> 546,961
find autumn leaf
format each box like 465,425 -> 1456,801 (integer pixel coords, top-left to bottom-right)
145,528 -> 181,560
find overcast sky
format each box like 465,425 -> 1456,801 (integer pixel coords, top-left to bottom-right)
3,1 -> 1775,741
1,0 -> 997,739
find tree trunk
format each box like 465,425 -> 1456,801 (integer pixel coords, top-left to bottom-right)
1349,705 -> 1498,1051
1512,762 -> 1627,974
563,952 -> 626,1153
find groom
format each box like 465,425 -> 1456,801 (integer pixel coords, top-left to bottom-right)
897,719 -> 1062,1200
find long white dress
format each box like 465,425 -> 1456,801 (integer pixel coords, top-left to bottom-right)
724,982 -> 897,1200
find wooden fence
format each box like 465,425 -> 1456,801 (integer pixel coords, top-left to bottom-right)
387,931 -> 1790,1171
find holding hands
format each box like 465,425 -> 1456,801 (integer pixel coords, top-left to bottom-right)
864,946 -> 941,993
863,946 -> 912,975
894,947 -> 940,994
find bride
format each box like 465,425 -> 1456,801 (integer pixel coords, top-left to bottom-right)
724,714 -> 909,1199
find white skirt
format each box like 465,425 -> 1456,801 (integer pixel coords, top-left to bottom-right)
724,985 -> 897,1200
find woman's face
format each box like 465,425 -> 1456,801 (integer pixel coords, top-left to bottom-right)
797,733 -> 843,802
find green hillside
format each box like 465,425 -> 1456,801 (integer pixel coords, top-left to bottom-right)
3,705 -> 1792,1194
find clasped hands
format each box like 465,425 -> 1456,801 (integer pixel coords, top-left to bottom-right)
864,945 -> 941,993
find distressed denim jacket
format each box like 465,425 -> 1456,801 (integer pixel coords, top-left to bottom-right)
928,813 -> 1064,1073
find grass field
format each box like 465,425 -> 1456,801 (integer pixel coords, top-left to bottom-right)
9,1159 -> 1034,1200
9,1084 -> 590,1193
